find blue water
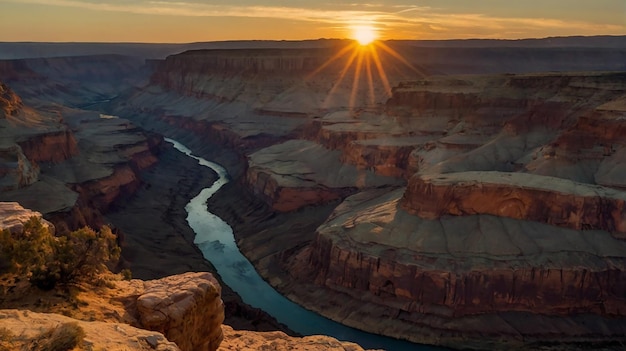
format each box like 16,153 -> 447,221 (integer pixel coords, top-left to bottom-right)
167,138 -> 443,351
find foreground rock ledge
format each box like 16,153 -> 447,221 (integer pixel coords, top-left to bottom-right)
137,272 -> 225,351
0,309 -> 181,351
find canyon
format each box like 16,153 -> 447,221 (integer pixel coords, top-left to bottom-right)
1,37 -> 626,350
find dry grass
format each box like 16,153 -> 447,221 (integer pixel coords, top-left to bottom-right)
29,322 -> 86,351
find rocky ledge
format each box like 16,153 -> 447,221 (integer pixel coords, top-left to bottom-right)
0,309 -> 181,351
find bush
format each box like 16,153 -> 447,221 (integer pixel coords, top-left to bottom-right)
0,217 -> 121,290
120,268 -> 132,280
34,322 -> 85,351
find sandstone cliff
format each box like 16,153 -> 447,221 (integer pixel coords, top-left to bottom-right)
401,171 -> 626,235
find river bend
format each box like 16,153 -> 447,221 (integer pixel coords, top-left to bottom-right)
167,138 -> 440,351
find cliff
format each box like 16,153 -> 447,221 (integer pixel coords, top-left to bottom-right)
283,188 -> 626,349
0,82 -> 161,231
401,172 -> 626,235
0,82 -> 22,117
246,139 -> 402,211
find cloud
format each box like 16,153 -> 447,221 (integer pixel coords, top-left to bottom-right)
2,0 -> 624,39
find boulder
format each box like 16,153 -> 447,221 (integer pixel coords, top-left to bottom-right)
137,272 -> 225,351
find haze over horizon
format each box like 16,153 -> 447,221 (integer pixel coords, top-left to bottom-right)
0,0 -> 625,43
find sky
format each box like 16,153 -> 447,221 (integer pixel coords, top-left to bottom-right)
0,0 -> 624,43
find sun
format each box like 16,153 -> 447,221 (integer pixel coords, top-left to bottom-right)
352,25 -> 377,46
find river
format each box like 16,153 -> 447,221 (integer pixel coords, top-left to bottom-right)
167,138 -> 443,351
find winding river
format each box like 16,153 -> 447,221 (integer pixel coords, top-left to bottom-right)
167,138 -> 441,351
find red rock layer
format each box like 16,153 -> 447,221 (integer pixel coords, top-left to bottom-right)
17,129 -> 79,164
401,172 -> 626,234
308,234 -> 626,317
246,170 -> 349,212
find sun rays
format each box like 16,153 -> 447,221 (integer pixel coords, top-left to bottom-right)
304,38 -> 425,112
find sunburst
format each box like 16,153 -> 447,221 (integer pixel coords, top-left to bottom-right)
303,40 -> 424,111
352,25 -> 377,46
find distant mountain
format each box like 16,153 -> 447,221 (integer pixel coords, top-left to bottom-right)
0,36 -> 624,60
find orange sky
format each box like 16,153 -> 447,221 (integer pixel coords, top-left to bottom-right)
0,1 -> 624,42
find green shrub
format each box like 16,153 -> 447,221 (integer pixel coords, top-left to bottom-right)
0,217 -> 121,290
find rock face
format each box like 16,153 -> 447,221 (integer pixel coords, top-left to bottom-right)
0,81 -> 162,231
0,82 -> 22,117
402,171 -> 626,235
258,72 -> 626,349
0,201 -> 53,234
246,139 -> 402,211
0,309 -> 181,351
137,272 -> 225,351
291,188 -> 626,349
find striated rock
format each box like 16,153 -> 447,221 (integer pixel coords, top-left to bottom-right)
246,139 -> 402,211
137,272 -> 225,351
401,171 -> 626,235
16,129 -> 79,165
342,136 -> 436,179
0,201 -> 53,234
287,188 -> 626,349
219,325 -> 375,351
0,309 -> 180,351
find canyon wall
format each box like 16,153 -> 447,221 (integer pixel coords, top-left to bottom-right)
270,72 -> 626,349
401,172 -> 626,234
0,81 -> 162,232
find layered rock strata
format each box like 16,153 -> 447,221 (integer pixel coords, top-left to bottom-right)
293,188 -> 626,348
246,139 -> 403,211
402,171 -> 626,235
